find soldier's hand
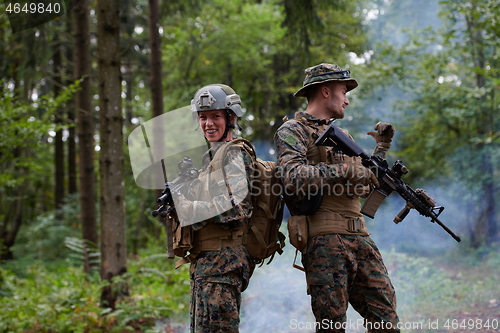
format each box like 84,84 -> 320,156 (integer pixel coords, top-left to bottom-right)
175,193 -> 194,226
342,164 -> 380,187
367,122 -> 394,149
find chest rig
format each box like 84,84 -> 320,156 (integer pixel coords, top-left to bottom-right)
286,116 -> 369,236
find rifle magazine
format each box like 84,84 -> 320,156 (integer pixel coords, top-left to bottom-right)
361,189 -> 388,219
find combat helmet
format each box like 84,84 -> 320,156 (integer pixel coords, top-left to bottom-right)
191,84 -> 244,140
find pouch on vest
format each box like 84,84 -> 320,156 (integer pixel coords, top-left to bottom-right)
287,215 -> 308,252
172,217 -> 193,259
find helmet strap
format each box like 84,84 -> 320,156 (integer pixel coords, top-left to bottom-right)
219,110 -> 234,142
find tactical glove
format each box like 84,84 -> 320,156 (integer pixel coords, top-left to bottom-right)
342,164 -> 380,188
367,122 -> 394,150
174,193 -> 194,226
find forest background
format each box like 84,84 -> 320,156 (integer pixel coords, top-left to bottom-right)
0,0 -> 499,332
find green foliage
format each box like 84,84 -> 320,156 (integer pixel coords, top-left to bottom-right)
0,80 -> 80,239
0,238 -> 189,333
64,237 -> 101,272
155,0 -> 368,141
2,246 -> 499,332
385,251 -> 458,316
161,0 -> 286,109
117,240 -> 190,327
353,0 -> 498,176
0,263 -> 105,333
0,81 -> 77,188
10,193 -> 82,262
383,249 -> 500,325
364,0 -> 442,46
364,1 -> 499,181
355,0 -> 499,246
4,0 -> 499,330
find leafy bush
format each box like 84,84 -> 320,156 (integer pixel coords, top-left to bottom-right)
0,238 -> 190,333
10,193 -> 82,262
383,249 -> 500,326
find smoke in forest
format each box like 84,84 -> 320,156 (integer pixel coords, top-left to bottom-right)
239,177 -> 467,332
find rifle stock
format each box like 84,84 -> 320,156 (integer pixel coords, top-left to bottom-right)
315,122 -> 461,242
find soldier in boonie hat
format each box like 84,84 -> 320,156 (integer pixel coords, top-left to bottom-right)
275,62 -> 401,331
294,63 -> 358,97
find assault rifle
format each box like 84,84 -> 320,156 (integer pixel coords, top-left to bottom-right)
152,157 -> 199,258
315,123 -> 461,242
151,156 -> 199,218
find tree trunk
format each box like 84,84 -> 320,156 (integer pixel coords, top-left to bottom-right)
124,60 -> 133,125
66,8 -> 77,195
481,161 -> 498,245
0,147 -> 27,261
0,192 -> 24,261
74,0 -> 98,269
148,0 -> 163,120
148,0 -> 167,238
53,32 -> 65,214
465,7 -> 498,246
97,0 -> 128,308
0,49 -> 23,260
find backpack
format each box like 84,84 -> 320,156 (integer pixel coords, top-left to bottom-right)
209,138 -> 286,264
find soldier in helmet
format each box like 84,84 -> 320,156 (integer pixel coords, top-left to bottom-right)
175,84 -> 255,333
274,63 -> 400,332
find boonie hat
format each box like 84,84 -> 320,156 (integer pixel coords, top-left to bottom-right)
294,63 -> 358,97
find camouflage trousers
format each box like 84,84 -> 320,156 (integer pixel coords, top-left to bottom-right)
190,274 -> 243,333
302,234 -> 400,333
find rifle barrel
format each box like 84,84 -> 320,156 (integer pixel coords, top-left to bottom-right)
433,215 -> 461,242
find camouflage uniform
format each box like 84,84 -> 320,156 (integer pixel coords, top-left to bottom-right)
274,110 -> 400,333
181,141 -> 256,333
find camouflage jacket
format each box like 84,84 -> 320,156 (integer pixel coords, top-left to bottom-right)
274,111 -> 387,208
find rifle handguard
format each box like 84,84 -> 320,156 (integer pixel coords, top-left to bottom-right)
415,188 -> 436,207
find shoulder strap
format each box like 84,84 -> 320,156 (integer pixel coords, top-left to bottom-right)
210,138 -> 256,172
283,117 -> 328,163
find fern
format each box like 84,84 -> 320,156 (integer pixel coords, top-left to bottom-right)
64,237 -> 101,273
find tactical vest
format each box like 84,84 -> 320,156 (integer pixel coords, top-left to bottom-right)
174,139 -> 285,267
285,117 -> 369,237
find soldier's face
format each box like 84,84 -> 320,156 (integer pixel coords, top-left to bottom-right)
326,82 -> 349,119
198,110 -> 232,142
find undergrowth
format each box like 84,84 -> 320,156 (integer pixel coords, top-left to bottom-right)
0,237 -> 190,333
2,221 -> 499,333
382,245 -> 500,332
